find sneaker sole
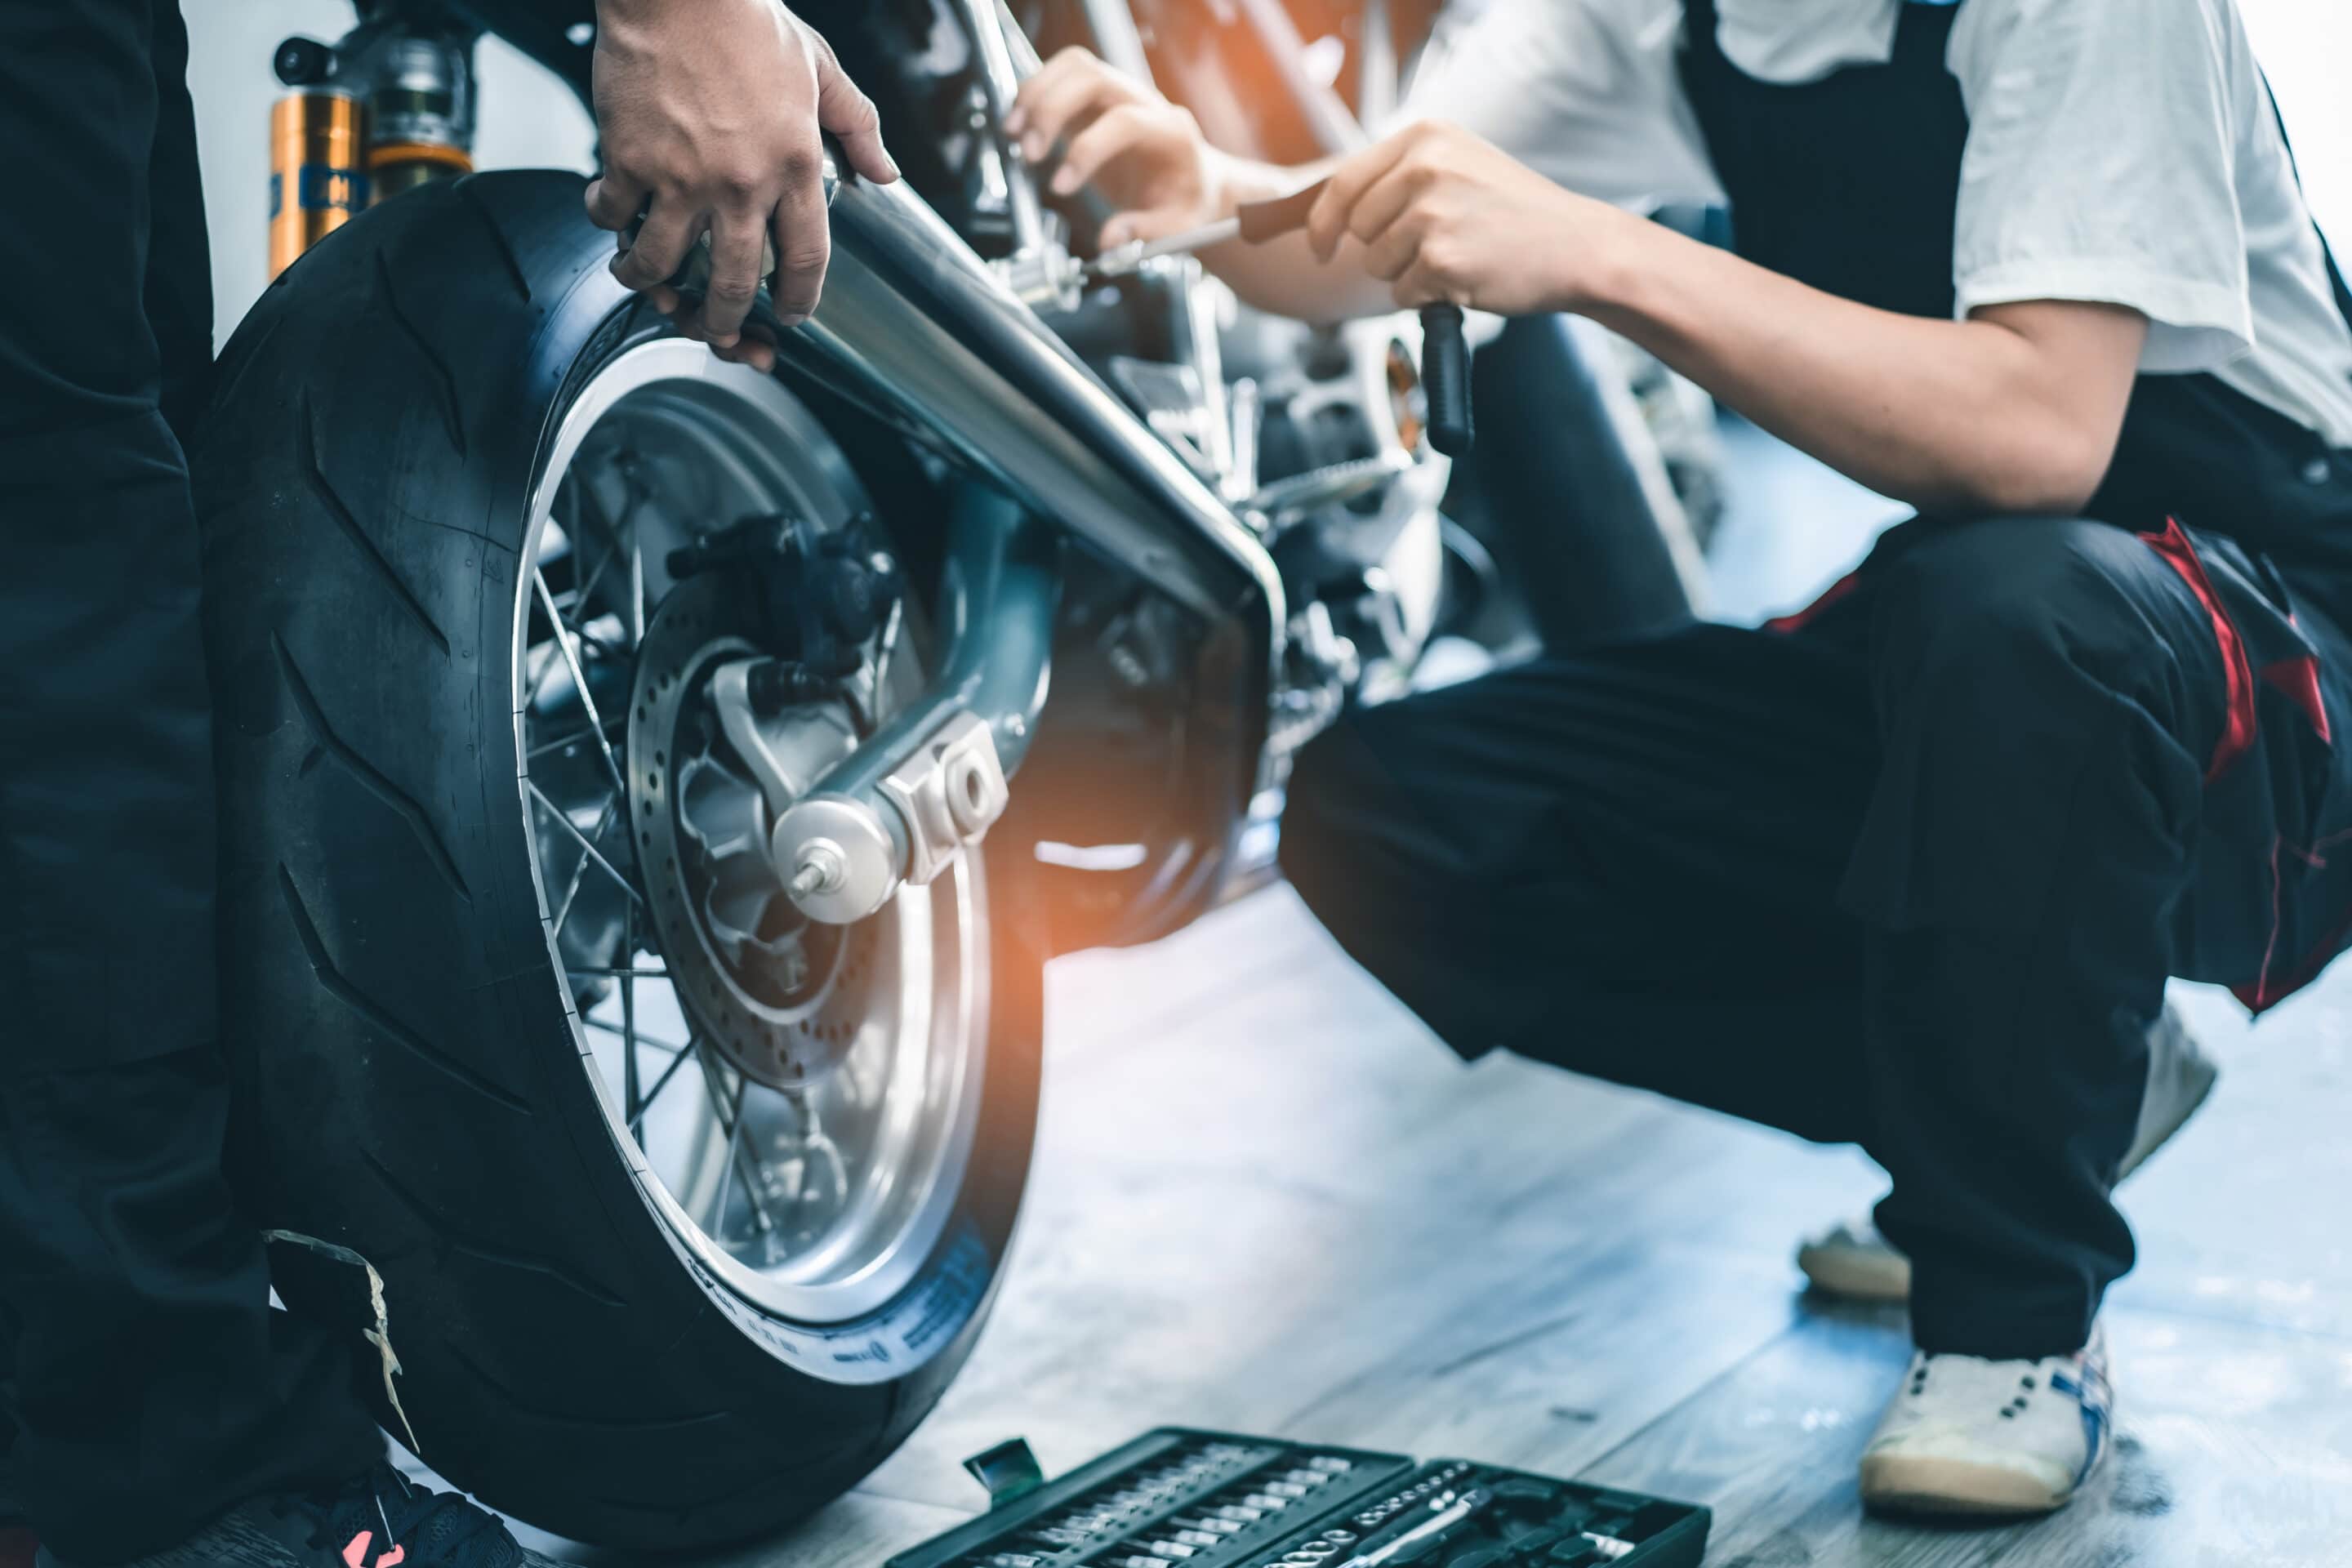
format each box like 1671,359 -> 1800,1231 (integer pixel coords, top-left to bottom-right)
1859,1454 -> 2070,1517
1794,1242 -> 1910,1303
2116,1006 -> 2219,1181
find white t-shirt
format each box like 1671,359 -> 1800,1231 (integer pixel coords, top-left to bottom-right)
1401,0 -> 2352,448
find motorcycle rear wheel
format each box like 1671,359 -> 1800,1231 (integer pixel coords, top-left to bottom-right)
192,171 -> 1039,1549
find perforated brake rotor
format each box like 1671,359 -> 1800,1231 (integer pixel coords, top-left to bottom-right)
626,574 -> 889,1088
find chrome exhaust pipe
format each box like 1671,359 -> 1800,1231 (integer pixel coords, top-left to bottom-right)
789,172 -> 1285,678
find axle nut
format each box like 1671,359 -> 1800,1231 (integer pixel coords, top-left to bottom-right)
773,794 -> 899,924
789,838 -> 849,899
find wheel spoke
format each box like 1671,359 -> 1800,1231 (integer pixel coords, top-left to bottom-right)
586,1018 -> 687,1055
528,781 -> 643,906
583,1020 -> 686,1053
628,532 -> 647,648
630,1032 -> 699,1131
528,716 -> 626,760
568,542 -> 622,617
621,904 -> 642,1126
702,1051 -> 746,1236
550,795 -> 621,937
533,568 -> 630,801
696,1049 -> 779,1241
572,462 -> 636,559
522,639 -> 568,710
567,964 -> 671,979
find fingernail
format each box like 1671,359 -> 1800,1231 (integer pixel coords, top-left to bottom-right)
777,313 -> 808,329
883,154 -> 902,181
1022,134 -> 1045,163
1004,108 -> 1026,133
1050,167 -> 1079,195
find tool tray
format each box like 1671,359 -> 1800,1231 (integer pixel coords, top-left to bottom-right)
887,1429 -> 1711,1568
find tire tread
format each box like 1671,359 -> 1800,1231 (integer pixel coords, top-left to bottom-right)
372,250 -> 469,458
295,390 -> 452,655
358,1147 -> 630,1309
272,633 -> 473,903
274,866 -> 530,1115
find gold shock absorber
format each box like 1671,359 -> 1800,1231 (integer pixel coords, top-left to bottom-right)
367,140 -> 474,206
269,91 -> 365,278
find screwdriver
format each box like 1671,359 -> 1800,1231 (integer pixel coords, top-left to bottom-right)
1084,180 -> 1333,281
1085,177 -> 1474,457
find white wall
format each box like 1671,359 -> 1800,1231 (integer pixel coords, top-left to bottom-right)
186,0 -> 2345,341
185,0 -> 596,336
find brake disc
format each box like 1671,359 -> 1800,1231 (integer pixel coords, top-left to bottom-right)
627,575 -> 885,1088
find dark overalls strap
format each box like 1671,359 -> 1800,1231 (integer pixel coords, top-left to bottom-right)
1677,0 -> 1968,321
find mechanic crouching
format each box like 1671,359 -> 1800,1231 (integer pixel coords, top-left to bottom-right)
1013,0 -> 2352,1519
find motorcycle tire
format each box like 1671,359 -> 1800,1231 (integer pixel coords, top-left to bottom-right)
191,171 -> 1040,1550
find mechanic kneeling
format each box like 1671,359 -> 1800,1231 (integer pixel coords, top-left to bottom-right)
1012,0 -> 2352,1518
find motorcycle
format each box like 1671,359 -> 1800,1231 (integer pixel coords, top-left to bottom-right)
203,0 -> 1684,1547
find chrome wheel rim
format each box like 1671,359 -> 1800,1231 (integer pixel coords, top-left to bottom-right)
514,339 -> 987,1328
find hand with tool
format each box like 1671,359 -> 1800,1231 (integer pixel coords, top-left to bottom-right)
1013,51 -> 1518,455
1013,47 -> 1623,323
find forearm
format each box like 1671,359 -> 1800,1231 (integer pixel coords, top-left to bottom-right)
1195,153 -> 1394,323
1581,217 -> 2136,515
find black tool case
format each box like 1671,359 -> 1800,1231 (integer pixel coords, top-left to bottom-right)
885,1429 -> 1712,1568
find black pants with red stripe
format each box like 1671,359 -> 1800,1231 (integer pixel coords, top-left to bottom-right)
1281,511 -> 2352,1360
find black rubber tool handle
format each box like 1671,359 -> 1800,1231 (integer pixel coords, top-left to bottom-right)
1233,177 -> 1477,457
1420,303 -> 1474,457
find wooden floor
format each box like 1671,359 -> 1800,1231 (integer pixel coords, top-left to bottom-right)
652,883 -> 2352,1568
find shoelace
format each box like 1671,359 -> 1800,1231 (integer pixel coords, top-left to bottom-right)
273,1463 -> 515,1568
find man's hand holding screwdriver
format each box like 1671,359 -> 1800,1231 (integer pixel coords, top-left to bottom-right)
1007,47 -> 1641,326
583,0 -> 902,372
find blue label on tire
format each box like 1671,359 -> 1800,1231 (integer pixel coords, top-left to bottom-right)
687,1218 -> 995,1384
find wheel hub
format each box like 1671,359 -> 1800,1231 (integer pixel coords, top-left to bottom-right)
628,575 -> 879,1087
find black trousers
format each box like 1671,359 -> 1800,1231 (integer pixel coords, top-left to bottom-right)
1283,511 -> 2352,1360
0,3 -> 383,1559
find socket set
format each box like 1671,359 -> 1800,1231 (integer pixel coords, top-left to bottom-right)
888,1431 -> 1709,1568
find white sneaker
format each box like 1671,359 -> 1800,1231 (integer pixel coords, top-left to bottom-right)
1797,1003 -> 2216,1302
1859,1325 -> 2113,1516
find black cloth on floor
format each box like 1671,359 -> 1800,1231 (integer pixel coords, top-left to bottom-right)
0,2 -> 384,1558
